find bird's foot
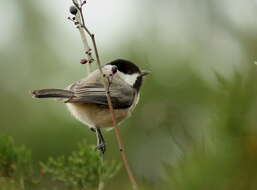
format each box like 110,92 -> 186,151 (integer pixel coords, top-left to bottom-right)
92,128 -> 106,155
95,141 -> 106,155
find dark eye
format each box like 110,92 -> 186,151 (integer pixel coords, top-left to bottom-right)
112,66 -> 118,74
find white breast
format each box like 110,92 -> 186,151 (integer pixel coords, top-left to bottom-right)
66,103 -> 95,128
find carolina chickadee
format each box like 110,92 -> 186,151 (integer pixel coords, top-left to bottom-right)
32,59 -> 149,154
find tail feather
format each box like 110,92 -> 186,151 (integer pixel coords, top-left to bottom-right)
32,89 -> 73,99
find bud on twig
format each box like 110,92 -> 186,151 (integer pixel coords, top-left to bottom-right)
69,6 -> 78,15
80,58 -> 88,64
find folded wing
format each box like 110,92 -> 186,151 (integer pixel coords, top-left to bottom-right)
67,80 -> 136,109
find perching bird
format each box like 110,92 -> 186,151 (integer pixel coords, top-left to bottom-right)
32,59 -> 149,154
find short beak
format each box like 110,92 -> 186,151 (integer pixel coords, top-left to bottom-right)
140,70 -> 150,77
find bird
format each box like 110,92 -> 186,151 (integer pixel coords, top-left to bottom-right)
32,59 -> 149,154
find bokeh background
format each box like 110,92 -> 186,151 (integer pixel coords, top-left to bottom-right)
1,0 -> 257,189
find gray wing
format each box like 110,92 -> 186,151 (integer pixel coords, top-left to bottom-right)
67,80 -> 136,109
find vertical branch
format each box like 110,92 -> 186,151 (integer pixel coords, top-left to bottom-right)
91,34 -> 139,190
98,156 -> 105,190
70,0 -> 93,75
69,1 -> 139,190
98,181 -> 105,190
90,26 -> 140,190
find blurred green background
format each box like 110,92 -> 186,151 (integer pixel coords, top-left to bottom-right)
1,0 -> 257,189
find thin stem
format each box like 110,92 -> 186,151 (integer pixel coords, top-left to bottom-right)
19,177 -> 25,190
79,8 -> 92,36
98,181 -> 105,190
98,156 -> 105,190
91,33 -> 139,190
72,0 -> 93,75
70,1 -> 139,189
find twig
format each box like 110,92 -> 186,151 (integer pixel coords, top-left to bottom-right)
91,34 -> 139,189
98,156 -> 105,190
98,181 -> 105,190
69,1 -> 139,189
90,20 -> 139,190
71,0 -> 93,75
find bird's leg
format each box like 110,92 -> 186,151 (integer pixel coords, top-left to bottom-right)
94,128 -> 106,155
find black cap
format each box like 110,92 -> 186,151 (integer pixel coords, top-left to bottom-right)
107,59 -> 141,75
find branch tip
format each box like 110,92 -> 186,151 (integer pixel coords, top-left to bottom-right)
69,5 -> 78,15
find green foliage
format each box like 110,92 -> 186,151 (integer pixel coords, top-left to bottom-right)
40,141 -> 121,190
0,136 -> 121,190
0,135 -> 32,189
164,72 -> 257,190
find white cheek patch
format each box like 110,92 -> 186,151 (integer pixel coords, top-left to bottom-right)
118,71 -> 139,86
